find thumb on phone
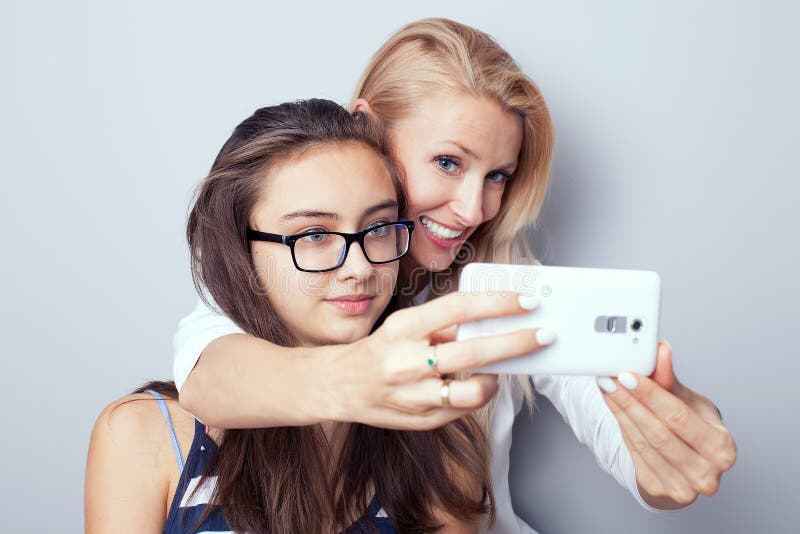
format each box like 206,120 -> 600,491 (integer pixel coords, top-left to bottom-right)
649,341 -> 677,392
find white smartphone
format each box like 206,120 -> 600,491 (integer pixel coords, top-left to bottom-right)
456,263 -> 662,376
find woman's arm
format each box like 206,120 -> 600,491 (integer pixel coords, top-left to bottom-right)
85,396 -> 174,534
175,298 -> 335,427
531,373 -> 653,504
180,333 -> 338,428
178,292 -> 551,430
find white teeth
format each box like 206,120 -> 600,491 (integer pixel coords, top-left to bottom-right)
421,217 -> 464,240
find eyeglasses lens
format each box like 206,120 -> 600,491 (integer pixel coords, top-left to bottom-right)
293,224 -> 410,271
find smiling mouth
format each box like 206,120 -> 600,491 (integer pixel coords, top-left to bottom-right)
420,216 -> 465,240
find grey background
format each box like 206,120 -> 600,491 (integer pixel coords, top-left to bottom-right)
1,1 -> 796,532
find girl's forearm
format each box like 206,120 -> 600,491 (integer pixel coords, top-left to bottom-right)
179,333 -> 340,428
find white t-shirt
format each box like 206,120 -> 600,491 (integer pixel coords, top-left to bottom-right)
173,292 -> 660,533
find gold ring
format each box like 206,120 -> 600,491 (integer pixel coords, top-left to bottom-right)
440,378 -> 452,408
427,344 -> 439,375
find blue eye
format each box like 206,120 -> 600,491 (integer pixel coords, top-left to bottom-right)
435,156 -> 459,173
298,227 -> 330,244
300,232 -> 329,244
365,219 -> 391,237
368,225 -> 389,237
487,171 -> 512,184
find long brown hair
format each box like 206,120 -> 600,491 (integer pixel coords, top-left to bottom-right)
185,99 -> 493,533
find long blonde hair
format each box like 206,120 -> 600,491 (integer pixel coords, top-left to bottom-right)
353,18 -> 555,421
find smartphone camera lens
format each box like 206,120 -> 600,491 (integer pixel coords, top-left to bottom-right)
631,319 -> 643,332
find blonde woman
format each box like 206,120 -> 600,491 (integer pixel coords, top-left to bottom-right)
174,19 -> 736,532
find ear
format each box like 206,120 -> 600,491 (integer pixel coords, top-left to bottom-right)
351,98 -> 375,117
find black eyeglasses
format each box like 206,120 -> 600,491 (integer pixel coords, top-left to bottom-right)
247,219 -> 415,273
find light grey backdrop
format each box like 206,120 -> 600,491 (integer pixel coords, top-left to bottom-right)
1,1 -> 796,532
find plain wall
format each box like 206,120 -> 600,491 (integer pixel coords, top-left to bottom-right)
1,1 -> 796,532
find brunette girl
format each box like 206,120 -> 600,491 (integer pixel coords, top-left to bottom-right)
86,99 -> 508,533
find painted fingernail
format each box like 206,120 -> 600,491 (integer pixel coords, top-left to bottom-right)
535,328 -> 556,346
618,372 -> 639,390
596,377 -> 617,393
519,295 -> 540,310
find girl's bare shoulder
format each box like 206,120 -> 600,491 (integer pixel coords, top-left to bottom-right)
90,392 -> 196,459
86,393 -> 195,533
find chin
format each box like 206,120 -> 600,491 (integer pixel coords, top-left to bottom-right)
326,321 -> 377,344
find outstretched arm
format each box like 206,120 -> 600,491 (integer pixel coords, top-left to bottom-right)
177,292 -> 552,430
179,332 -> 338,428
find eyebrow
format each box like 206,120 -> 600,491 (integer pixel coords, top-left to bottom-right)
443,140 -> 478,159
363,199 -> 400,217
279,199 -> 398,222
442,140 -> 517,171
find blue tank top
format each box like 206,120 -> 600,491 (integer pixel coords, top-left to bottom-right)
147,391 -> 398,533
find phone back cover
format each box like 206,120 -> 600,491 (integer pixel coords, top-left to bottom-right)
456,263 -> 661,376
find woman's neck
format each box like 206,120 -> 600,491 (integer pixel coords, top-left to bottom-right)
398,255 -> 432,302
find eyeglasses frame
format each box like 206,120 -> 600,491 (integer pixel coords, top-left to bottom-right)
246,218 -> 415,273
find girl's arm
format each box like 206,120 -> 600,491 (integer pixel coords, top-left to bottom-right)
177,292 -> 550,430
85,396 -> 175,534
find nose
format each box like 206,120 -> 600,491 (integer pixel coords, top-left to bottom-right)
451,177 -> 484,227
335,240 -> 375,282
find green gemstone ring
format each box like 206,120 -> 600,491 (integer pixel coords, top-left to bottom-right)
427,345 -> 439,374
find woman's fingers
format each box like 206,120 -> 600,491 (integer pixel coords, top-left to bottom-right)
435,374 -> 500,409
603,395 -> 697,506
599,378 -> 732,501
649,341 -> 677,391
359,292 -> 544,430
604,381 -> 721,497
363,407 -> 474,431
386,291 -> 537,339
376,325 -> 549,385
390,375 -> 500,413
429,324 -> 459,344
433,327 -> 551,374
610,373 -> 737,473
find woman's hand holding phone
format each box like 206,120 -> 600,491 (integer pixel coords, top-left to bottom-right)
322,291 -> 552,430
597,342 -> 737,509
